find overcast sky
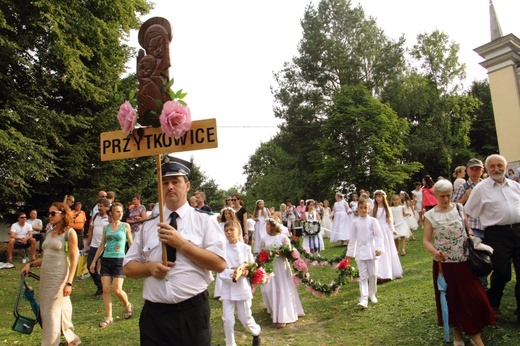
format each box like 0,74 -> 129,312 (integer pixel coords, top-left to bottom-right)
128,0 -> 519,190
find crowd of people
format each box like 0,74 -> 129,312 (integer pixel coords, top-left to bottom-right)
6,154 -> 520,345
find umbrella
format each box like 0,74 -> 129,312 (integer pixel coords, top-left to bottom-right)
23,284 -> 40,318
437,262 -> 450,343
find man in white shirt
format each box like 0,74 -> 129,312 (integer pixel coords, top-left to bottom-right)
124,156 -> 226,345
85,198 -> 110,298
26,209 -> 44,252
7,212 -> 36,263
465,154 -> 520,321
90,190 -> 107,217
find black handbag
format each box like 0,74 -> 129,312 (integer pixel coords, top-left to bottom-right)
12,272 -> 41,334
456,204 -> 493,277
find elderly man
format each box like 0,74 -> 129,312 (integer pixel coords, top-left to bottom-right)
453,158 -> 487,288
124,156 -> 226,345
465,154 -> 520,321
7,212 -> 37,263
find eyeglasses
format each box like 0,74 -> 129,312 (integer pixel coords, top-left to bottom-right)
225,199 -> 231,202
231,198 -> 237,201
49,211 -> 63,217
19,216 -> 27,219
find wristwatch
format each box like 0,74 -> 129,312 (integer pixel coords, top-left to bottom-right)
66,282 -> 73,287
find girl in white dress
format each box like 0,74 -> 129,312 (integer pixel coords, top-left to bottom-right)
260,219 -> 304,326
349,194 -> 359,218
321,200 -> 333,238
252,200 -> 270,253
302,200 -> 324,253
330,192 -> 353,245
372,190 -> 403,280
400,191 -> 418,240
390,195 -> 412,256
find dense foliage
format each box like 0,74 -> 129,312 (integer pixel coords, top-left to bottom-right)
244,0 -> 496,202
0,0 -> 499,219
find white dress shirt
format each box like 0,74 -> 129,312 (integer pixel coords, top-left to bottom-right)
218,242 -> 255,301
347,216 -> 383,260
123,202 -> 226,303
465,177 -> 520,228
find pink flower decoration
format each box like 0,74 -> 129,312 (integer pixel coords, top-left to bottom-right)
117,101 -> 137,135
293,275 -> 301,287
320,261 -> 328,266
311,289 -> 324,297
304,247 -> 311,254
159,100 -> 192,139
291,248 -> 300,259
305,285 -> 313,292
293,258 -> 308,272
311,261 -> 319,267
333,287 -> 341,295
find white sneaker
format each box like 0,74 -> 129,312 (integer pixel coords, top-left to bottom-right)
357,300 -> 368,309
369,295 -> 378,303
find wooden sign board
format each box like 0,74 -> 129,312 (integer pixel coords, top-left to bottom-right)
100,118 -> 218,161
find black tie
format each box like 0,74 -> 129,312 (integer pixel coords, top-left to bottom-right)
167,212 -> 179,262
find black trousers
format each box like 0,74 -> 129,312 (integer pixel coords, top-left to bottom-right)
485,224 -> 520,314
87,247 -> 102,291
140,290 -> 211,346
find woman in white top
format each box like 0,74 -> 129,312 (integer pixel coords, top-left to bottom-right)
452,165 -> 466,190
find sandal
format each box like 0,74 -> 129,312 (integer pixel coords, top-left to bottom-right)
124,303 -> 133,319
99,317 -> 113,328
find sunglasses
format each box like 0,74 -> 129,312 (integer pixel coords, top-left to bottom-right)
225,199 -> 231,201
231,198 -> 237,201
49,211 -> 63,217
19,216 -> 27,219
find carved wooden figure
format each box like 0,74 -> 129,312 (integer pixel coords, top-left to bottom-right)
137,17 -> 173,126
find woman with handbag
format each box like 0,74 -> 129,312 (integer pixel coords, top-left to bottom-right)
21,202 -> 81,346
423,180 -> 494,346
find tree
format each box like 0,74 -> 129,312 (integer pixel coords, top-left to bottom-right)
245,0 -> 407,200
0,0 -> 151,218
317,84 -> 421,192
383,30 -> 479,179
468,79 -> 498,156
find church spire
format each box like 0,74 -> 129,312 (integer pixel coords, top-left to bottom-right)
490,0 -> 503,41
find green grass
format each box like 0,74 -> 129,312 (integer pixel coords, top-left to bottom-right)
1,227 -> 518,345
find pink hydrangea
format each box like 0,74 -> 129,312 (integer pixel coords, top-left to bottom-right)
292,275 -> 301,287
117,101 -> 137,135
159,100 -> 192,139
291,248 -> 300,259
293,258 -> 308,272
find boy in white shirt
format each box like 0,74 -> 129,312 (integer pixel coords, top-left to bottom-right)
219,220 -> 261,346
346,199 -> 383,309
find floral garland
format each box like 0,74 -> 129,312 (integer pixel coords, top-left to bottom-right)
252,240 -> 359,296
115,78 -> 191,139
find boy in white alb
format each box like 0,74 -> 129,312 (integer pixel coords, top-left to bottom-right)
346,199 -> 383,309
219,220 -> 261,346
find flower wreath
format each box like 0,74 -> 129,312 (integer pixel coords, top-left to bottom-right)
302,221 -> 321,236
251,239 -> 359,296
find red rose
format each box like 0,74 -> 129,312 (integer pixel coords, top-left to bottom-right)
251,270 -> 263,285
338,259 -> 349,270
258,251 -> 270,263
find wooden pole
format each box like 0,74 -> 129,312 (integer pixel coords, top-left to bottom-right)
156,154 -> 167,265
